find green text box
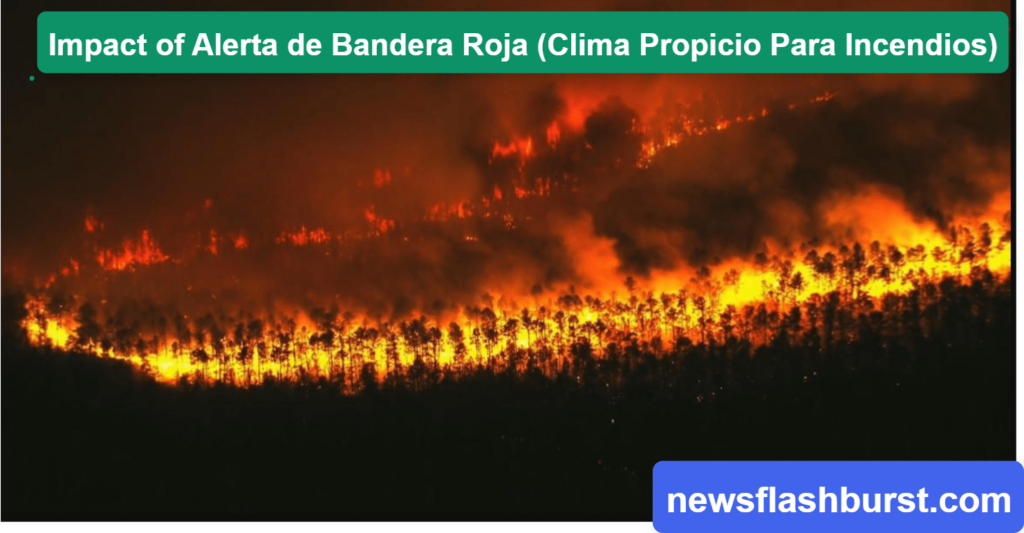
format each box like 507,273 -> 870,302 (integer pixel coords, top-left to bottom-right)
37,11 -> 1009,73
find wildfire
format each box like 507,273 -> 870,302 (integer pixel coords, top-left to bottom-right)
21,210 -> 1012,391
12,88 -> 1012,394
207,229 -> 219,255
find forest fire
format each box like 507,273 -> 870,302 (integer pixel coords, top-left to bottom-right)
20,209 -> 1012,389
8,83 -> 1013,393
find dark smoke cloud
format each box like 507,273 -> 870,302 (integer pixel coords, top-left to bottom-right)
586,74 -> 1013,273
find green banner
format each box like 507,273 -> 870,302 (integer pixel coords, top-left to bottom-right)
37,11 -> 1008,73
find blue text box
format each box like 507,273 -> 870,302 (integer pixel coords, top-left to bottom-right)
653,461 -> 1024,533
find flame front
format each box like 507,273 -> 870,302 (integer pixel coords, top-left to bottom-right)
22,214 -> 1011,389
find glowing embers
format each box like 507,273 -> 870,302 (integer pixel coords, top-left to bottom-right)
635,92 -> 835,168
276,226 -> 335,246
364,206 -> 396,234
372,169 -> 392,188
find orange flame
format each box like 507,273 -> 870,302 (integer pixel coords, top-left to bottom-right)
95,230 -> 169,271
546,121 -> 561,147
84,216 -> 103,233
